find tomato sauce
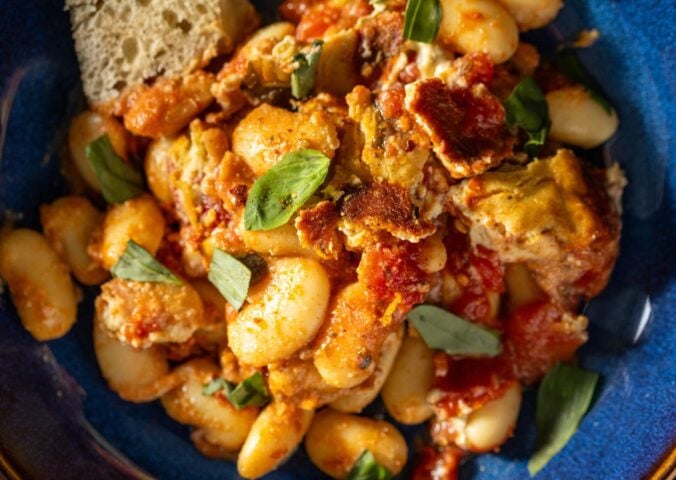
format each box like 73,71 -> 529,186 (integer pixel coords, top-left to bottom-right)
433,354 -> 514,417
279,0 -> 320,22
413,446 -> 464,480
359,242 -> 430,310
453,53 -> 495,87
443,226 -> 505,326
294,0 -> 372,42
295,3 -> 341,41
505,301 -> 587,384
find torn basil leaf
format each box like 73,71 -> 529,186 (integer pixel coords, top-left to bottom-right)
291,40 -> 323,99
244,149 -> 330,231
347,450 -> 393,480
202,378 -> 229,397
528,363 -> 599,476
202,372 -> 270,409
403,0 -> 441,43
111,240 -> 182,285
208,249 -> 252,311
408,305 -> 501,357
554,49 -> 613,114
238,253 -> 268,285
86,134 -> 144,203
504,76 -> 551,156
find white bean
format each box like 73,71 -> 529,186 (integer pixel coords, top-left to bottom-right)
68,111 -> 128,191
144,137 -> 176,208
438,0 -> 519,64
161,358 -> 258,453
441,270 -> 463,306
227,257 -> 330,367
304,409 -> 408,479
93,320 -> 169,402
191,279 -> 227,323
0,229 -> 77,340
381,334 -> 435,425
504,263 -> 544,311
312,283 -> 386,389
495,0 -> 562,31
268,356 -> 343,410
237,402 -> 314,479
232,103 -> 339,176
238,22 -> 296,63
40,196 -> 108,285
417,234 -> 448,274
95,194 -> 165,270
547,86 -> 619,149
487,290 -> 501,321
465,382 -> 522,451
315,29 -> 360,96
330,327 -> 404,413
122,71 -> 214,139
240,219 -> 313,257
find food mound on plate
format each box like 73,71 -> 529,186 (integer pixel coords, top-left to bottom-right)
0,0 -> 626,478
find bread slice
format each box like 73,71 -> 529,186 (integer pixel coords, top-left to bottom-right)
66,0 -> 258,104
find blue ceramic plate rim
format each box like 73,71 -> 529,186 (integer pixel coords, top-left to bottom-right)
0,1 -> 674,479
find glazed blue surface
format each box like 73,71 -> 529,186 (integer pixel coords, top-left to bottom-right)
0,1 -> 674,479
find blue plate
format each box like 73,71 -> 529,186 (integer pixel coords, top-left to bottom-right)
0,1 -> 674,479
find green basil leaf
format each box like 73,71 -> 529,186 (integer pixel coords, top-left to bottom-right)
528,363 -> 599,476
228,372 -> 270,408
86,134 -> 144,203
347,450 -> 393,480
208,248 -> 252,311
403,0 -> 441,43
291,40 -> 323,99
202,378 -> 232,396
238,253 -> 268,285
202,372 -> 270,409
244,149 -> 331,231
554,50 -> 614,114
408,304 -> 501,357
504,76 -> 551,156
111,240 -> 182,285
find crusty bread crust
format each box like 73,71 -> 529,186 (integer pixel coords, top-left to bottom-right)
66,0 -> 257,104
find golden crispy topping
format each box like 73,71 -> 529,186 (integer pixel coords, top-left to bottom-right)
405,78 -> 514,179
296,201 -> 344,260
340,182 -> 435,242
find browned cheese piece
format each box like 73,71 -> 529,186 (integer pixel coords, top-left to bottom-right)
405,78 -> 514,179
449,149 -> 624,307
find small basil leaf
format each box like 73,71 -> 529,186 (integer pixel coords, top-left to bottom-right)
528,363 -> 599,476
86,134 -> 144,203
554,50 -> 613,115
291,40 -> 323,99
504,77 -> 551,156
403,0 -> 442,44
201,378 -> 233,396
208,248 -> 252,311
238,253 -> 268,285
244,149 -> 331,231
408,305 -> 501,357
111,240 -> 182,285
202,373 -> 270,409
228,372 -> 270,409
347,450 -> 393,480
